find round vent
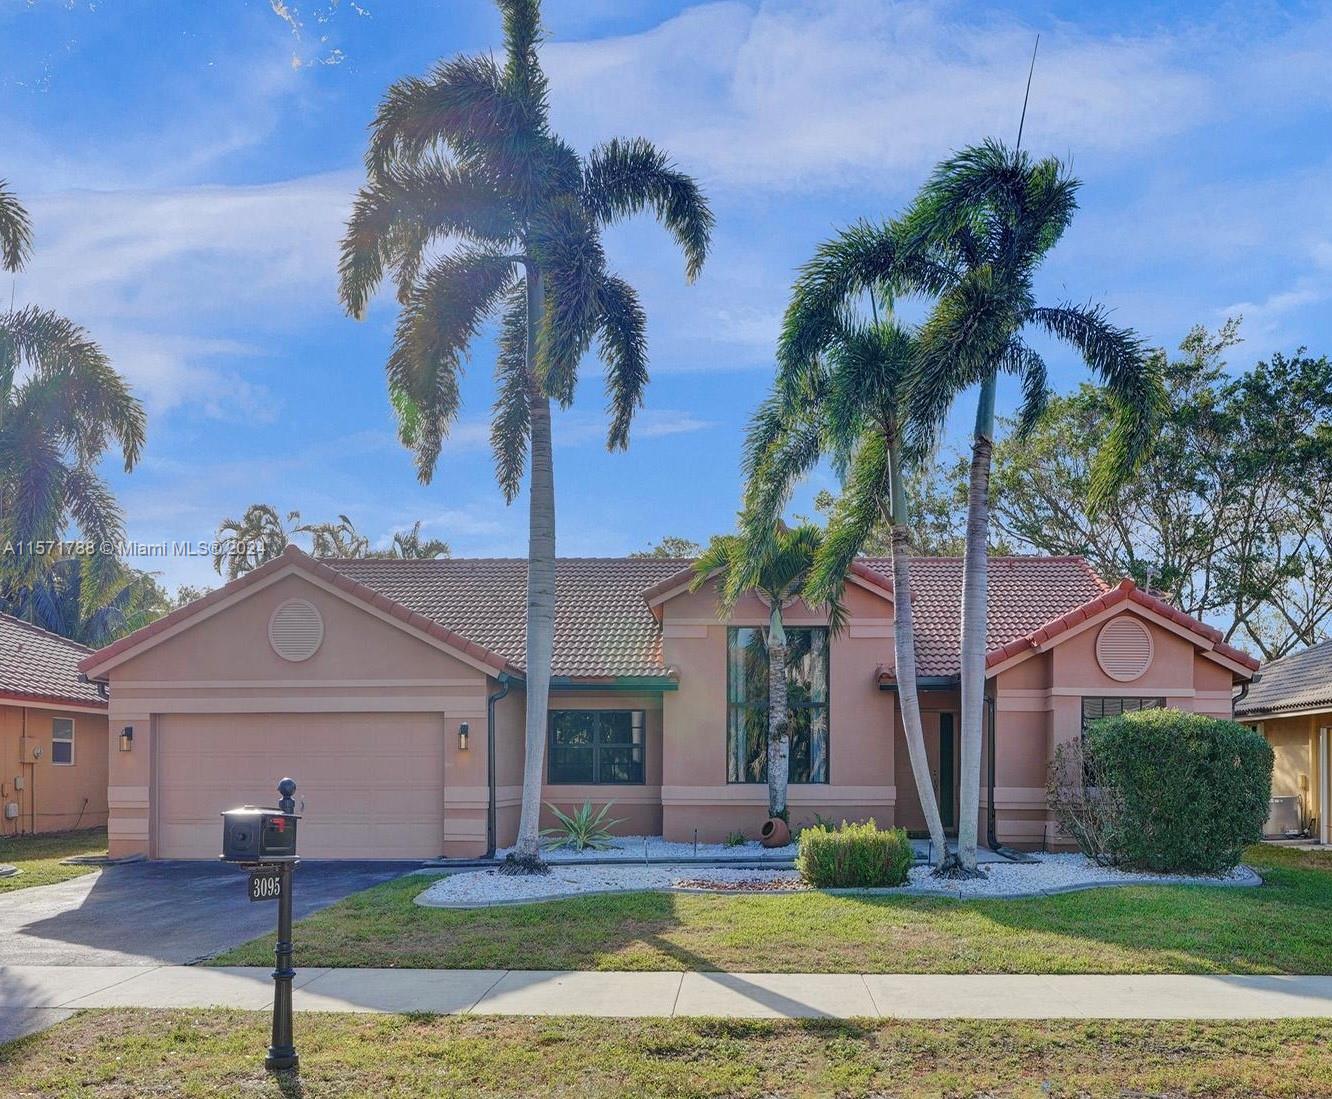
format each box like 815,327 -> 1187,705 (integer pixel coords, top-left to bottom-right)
1095,617 -> 1153,681
268,599 -> 324,662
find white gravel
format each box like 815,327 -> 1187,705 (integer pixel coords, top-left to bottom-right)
496,835 -> 797,862
415,853 -> 1261,908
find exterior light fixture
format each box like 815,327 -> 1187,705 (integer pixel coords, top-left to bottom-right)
119,726 -> 134,752
458,722 -> 470,751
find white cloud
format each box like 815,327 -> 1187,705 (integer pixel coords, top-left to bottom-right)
543,0 -> 1213,189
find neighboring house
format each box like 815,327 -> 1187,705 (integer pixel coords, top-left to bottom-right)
1,613 -> 109,834
1235,640 -> 1332,845
78,546 -> 1257,860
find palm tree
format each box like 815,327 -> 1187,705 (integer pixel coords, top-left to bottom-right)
213,504 -> 301,580
693,523 -> 843,822
370,520 -> 451,560
298,513 -> 370,559
2,555 -> 160,646
773,143 -> 1162,873
742,285 -> 951,869
339,0 -> 712,866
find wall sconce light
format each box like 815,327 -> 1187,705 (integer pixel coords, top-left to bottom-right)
458,722 -> 470,751
119,726 -> 134,752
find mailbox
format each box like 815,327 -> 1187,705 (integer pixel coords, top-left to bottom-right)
221,805 -> 299,862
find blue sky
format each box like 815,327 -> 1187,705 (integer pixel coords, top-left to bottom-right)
4,0 -> 1331,592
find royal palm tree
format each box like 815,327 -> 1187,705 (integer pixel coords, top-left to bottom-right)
339,0 -> 712,866
693,523 -> 843,822
742,286 -> 951,869
775,142 -> 1162,873
213,504 -> 301,580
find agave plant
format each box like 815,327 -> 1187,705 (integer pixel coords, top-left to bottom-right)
539,801 -> 624,852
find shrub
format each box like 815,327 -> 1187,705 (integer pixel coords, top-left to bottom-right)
796,819 -> 913,888
1079,709 -> 1273,874
723,830 -> 746,847
1047,737 -> 1125,866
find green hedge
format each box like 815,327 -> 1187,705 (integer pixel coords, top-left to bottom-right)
796,820 -> 913,888
1086,708 -> 1273,874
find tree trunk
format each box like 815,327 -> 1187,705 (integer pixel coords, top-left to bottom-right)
766,602 -> 789,819
514,267 -> 555,862
887,434 -> 950,869
957,372 -> 996,874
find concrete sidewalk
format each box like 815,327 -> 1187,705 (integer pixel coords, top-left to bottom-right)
5,966 -> 1332,1041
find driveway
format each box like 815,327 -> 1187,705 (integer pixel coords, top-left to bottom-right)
0,861 -> 412,966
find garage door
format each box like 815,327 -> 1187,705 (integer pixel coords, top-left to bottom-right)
155,713 -> 446,859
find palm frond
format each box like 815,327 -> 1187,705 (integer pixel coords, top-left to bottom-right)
582,137 -> 713,281
596,274 -> 648,450
388,250 -> 517,482
1026,302 -> 1164,509
1002,340 -> 1050,440
0,179 -> 33,273
339,158 -> 517,319
61,464 -> 126,615
530,197 -> 605,403
806,432 -> 890,613
490,285 -> 532,502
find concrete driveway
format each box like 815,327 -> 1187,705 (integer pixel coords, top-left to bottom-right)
0,861 -> 413,966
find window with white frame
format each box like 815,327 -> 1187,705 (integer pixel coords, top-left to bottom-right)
51,718 -> 74,765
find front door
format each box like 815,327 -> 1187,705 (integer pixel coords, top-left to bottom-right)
933,712 -> 958,831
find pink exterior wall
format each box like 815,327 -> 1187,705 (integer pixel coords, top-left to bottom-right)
0,703 -> 108,835
99,567 -> 489,859
658,577 -> 898,842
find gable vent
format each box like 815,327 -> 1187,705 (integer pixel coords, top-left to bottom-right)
268,599 -> 324,662
1095,617 -> 1153,681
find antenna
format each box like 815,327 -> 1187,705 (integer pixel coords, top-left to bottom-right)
1015,34 -> 1040,153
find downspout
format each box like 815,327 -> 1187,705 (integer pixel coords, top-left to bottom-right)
485,673 -> 514,859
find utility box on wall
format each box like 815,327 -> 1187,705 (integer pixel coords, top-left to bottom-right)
18,738 -> 43,764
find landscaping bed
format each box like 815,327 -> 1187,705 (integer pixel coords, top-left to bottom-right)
7,1009 -> 1332,1098
0,828 -> 107,893
211,845 -> 1332,974
414,853 -> 1259,908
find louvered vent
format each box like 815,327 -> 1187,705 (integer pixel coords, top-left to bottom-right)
1095,617 -> 1153,681
268,599 -> 324,662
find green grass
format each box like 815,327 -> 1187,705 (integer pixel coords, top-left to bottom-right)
211,844 -> 1332,974
0,827 -> 106,893
4,1009 -> 1332,1098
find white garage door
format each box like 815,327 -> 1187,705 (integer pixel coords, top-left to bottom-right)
155,712 -> 446,859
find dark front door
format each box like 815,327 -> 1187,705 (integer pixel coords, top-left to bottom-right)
936,712 -> 956,830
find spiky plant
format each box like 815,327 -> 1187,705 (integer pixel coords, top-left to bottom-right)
339,0 -> 711,866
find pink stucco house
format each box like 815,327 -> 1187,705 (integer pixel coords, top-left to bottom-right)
78,546 -> 1257,860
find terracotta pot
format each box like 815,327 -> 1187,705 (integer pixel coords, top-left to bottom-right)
760,817 -> 791,848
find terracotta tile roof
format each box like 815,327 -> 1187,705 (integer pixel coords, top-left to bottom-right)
861,555 -> 1112,678
982,576 -> 1260,674
81,548 -> 1254,686
328,556 -> 692,679
0,614 -> 105,708
80,546 -> 518,678
1234,639 -> 1332,717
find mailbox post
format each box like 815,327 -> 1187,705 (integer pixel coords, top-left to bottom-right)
221,777 -> 301,1073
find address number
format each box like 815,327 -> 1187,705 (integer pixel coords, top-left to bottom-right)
248,868 -> 284,902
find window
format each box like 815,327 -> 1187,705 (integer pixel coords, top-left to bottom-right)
51,718 -> 74,765
1081,696 -> 1167,731
727,626 -> 829,784
548,710 -> 645,784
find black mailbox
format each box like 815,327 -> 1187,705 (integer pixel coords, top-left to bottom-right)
221,805 -> 299,862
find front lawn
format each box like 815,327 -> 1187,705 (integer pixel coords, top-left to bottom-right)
5,1009 -> 1332,1098
212,844 -> 1332,974
0,827 -> 107,893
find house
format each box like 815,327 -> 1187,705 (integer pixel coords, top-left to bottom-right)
78,546 -> 1257,860
1,613 -> 109,834
1234,640 -> 1332,845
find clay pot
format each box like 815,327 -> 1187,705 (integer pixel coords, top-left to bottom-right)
760,817 -> 791,848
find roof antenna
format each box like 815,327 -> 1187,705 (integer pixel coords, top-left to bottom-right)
1015,34 -> 1040,153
